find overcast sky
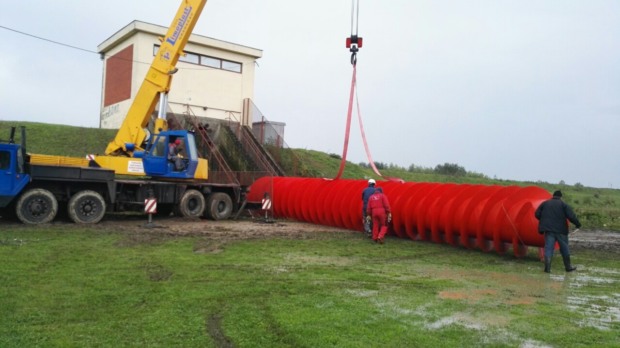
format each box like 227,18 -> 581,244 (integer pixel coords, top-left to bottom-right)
1,1 -> 619,189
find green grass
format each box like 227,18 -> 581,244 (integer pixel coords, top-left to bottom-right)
1,224 -> 618,347
0,121 -> 117,157
2,120 -> 620,230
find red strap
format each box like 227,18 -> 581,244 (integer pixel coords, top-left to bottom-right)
354,80 -> 381,177
334,65 -> 403,183
334,65 -> 357,180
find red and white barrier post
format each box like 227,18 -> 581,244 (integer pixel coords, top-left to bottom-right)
261,193 -> 272,222
144,197 -> 157,227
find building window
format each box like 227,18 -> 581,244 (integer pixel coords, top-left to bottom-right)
154,45 -> 242,73
180,52 -> 199,64
222,60 -> 242,73
201,56 -> 220,68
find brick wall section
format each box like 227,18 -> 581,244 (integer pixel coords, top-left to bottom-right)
104,45 -> 133,107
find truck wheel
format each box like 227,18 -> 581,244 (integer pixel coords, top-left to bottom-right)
205,192 -> 233,220
16,188 -> 58,224
68,190 -> 106,224
178,189 -> 205,218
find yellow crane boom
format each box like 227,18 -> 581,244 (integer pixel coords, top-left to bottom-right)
105,0 -> 208,156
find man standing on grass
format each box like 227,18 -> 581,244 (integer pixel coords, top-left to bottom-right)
366,187 -> 391,244
535,190 -> 581,273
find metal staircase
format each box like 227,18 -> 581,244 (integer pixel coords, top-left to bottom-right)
166,110 -> 283,187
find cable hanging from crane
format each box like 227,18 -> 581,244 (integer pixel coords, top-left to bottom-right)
334,1 -> 401,182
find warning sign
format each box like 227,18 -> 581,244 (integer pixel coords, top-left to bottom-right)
261,198 -> 272,210
144,198 -> 157,214
128,160 -> 145,174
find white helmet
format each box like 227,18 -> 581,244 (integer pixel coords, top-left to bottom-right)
368,179 -> 376,185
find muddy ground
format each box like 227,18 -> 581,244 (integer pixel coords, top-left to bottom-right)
2,212 -> 619,253
570,229 -> 620,253
55,214 -> 620,254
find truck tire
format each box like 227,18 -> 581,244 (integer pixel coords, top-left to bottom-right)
177,189 -> 205,218
16,188 -> 58,224
67,190 -> 106,224
205,192 -> 233,220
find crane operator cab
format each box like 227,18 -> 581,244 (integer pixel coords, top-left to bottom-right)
140,130 -> 199,179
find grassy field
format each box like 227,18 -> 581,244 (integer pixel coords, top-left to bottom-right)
1,222 -> 619,347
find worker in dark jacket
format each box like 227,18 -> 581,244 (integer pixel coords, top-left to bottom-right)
366,187 -> 391,244
534,190 -> 581,273
361,179 -> 376,238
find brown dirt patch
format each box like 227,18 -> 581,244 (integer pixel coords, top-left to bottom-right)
438,289 -> 498,302
3,212 -> 620,253
89,214 -> 357,249
570,229 -> 620,253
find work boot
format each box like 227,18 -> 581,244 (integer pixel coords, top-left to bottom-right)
364,220 -> 372,237
562,255 -> 577,272
544,257 -> 551,273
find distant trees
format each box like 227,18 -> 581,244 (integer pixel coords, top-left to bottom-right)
433,163 -> 467,176
358,161 -> 472,177
408,164 -> 429,173
357,161 -> 389,170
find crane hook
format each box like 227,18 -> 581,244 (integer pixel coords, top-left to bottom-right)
346,35 -> 362,66
345,0 -> 362,66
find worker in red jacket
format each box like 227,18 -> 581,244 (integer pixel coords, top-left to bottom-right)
366,187 -> 392,244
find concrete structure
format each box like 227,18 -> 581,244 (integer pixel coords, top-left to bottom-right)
97,20 -> 263,129
253,120 -> 286,147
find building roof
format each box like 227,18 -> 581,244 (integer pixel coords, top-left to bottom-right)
97,20 -> 262,58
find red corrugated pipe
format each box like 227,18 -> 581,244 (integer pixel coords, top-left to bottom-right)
247,177 -> 550,257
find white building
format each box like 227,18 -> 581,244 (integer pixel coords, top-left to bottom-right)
97,20 -> 263,129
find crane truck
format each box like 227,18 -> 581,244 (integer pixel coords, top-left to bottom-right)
0,0 -> 245,224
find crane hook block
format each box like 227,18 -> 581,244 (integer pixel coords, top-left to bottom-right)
346,35 -> 363,50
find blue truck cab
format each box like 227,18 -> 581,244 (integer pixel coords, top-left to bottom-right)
0,142 -> 30,208
140,130 -> 199,179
